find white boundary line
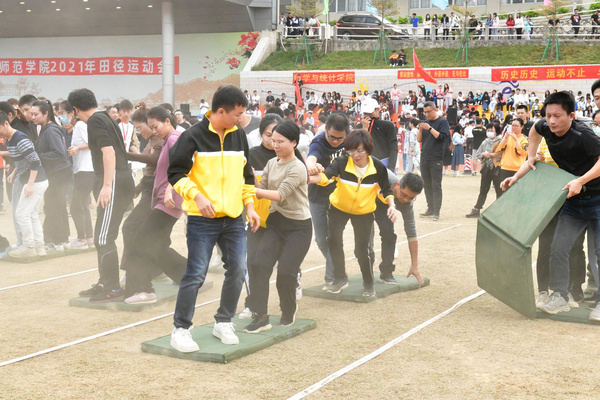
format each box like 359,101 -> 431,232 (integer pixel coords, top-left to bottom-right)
0,269 -> 96,292
0,224 -> 462,368
287,290 -> 487,400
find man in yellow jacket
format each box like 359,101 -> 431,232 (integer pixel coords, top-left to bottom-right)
167,85 -> 260,352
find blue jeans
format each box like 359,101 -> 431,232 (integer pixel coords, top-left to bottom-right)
550,195 -> 600,300
309,200 -> 334,281
174,215 -> 247,329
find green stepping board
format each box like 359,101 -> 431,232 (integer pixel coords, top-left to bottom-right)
69,279 -> 213,312
141,316 -> 317,363
0,247 -> 96,263
475,162 -> 595,322
536,303 -> 600,325
303,272 -> 430,303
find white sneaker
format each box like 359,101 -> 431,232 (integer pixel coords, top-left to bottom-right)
212,322 -> 239,345
541,292 -> 570,315
119,274 -> 127,288
239,307 -> 255,320
62,241 -> 71,250
8,246 -> 37,258
124,292 -> 157,304
170,327 -> 199,353
535,291 -> 549,309
86,238 -> 95,247
70,239 -> 89,250
589,304 -> 600,322
567,293 -> 580,309
35,245 -> 47,256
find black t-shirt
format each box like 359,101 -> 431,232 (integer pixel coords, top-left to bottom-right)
472,126 -> 487,151
570,14 -> 581,26
87,111 -> 130,176
535,119 -> 600,191
248,143 -> 276,172
523,119 -> 534,137
592,14 -> 599,25
420,117 -> 450,161
307,131 -> 345,203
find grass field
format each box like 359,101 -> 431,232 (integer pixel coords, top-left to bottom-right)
254,44 -> 600,71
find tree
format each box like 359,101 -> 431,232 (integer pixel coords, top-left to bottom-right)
368,0 -> 401,31
451,3 -> 478,63
287,0 -> 323,18
539,0 -> 571,61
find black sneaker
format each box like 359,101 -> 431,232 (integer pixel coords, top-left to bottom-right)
243,314 -> 272,334
571,285 -> 584,303
378,273 -> 397,285
280,303 -> 298,327
79,283 -> 104,298
465,208 -> 481,218
363,283 -> 376,297
326,278 -> 349,294
90,288 -> 125,303
420,210 -> 434,218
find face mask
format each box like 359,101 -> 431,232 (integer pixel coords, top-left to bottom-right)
593,126 -> 600,137
59,115 -> 70,125
486,131 -> 495,139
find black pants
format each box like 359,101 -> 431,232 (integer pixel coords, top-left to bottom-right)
244,225 -> 267,308
537,212 -> 586,292
71,171 -> 95,240
248,212 -> 311,316
369,199 -> 397,275
124,209 -> 187,297
516,27 -> 522,39
120,176 -> 154,270
574,27 -> 579,37
499,169 -> 516,183
327,205 -> 374,285
474,167 -> 503,209
43,168 -> 72,245
421,159 -> 443,215
94,172 -> 134,290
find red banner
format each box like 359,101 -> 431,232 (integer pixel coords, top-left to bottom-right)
0,57 -> 180,76
491,65 -> 600,81
397,69 -> 469,80
295,72 -> 355,84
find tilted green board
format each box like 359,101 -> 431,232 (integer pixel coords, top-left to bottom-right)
481,162 -> 575,246
476,163 -> 575,319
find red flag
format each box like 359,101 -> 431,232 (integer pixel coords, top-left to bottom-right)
295,81 -> 303,108
413,50 -> 437,84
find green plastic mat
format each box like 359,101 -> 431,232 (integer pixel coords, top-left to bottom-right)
0,246 -> 96,263
481,162 -> 574,247
476,218 -> 536,318
303,273 -> 430,303
69,279 -> 213,312
536,303 -> 600,325
141,316 -> 317,363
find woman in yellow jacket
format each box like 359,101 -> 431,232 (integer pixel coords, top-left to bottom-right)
496,117 -> 528,182
309,129 -> 396,297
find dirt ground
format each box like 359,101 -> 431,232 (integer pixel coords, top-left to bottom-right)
1,174 -> 598,400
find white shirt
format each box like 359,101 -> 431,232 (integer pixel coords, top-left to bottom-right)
71,121 -> 94,173
119,120 -> 134,151
252,94 -> 260,105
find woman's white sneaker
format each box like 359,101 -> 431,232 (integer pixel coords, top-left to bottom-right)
170,327 -> 199,352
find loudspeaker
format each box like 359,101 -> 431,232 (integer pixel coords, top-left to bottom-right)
180,104 -> 190,114
447,107 -> 457,125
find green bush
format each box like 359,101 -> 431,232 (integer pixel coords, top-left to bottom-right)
329,19 -> 337,26
556,7 -> 569,14
498,13 -> 509,20
522,11 -> 539,18
576,5 -> 584,11
397,16 -> 409,24
386,16 -> 397,24
590,3 -> 600,10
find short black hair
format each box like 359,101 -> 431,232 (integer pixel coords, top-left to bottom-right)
593,110 -> 600,121
0,111 -> 10,125
516,104 -> 529,113
18,94 -> 37,108
0,101 -> 16,117
344,129 -> 373,154
592,79 -> 600,96
265,107 -> 284,118
259,114 -> 282,135
476,118 -> 482,125
212,85 -> 248,112
400,173 -> 424,194
67,89 -> 98,111
325,112 -> 350,133
159,103 -> 174,113
118,99 -> 133,111
543,91 -> 575,115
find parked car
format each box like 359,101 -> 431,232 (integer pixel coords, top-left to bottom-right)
336,13 -> 409,40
